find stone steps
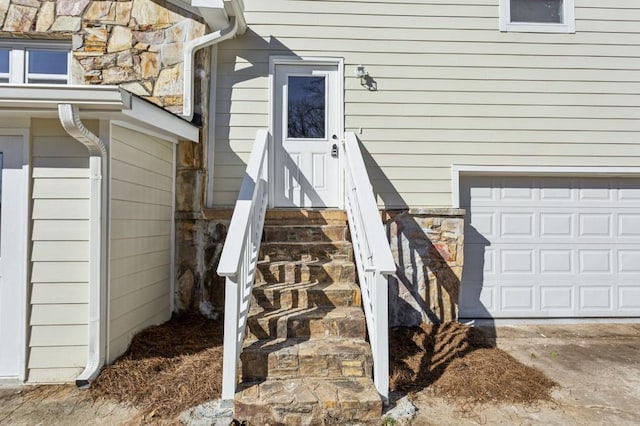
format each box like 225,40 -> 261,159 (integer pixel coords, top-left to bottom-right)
246,306 -> 366,341
262,224 -> 349,243
240,338 -> 372,381
234,210 -> 381,425
235,378 -> 382,426
259,241 -> 354,263
256,258 -> 357,286
252,280 -> 362,311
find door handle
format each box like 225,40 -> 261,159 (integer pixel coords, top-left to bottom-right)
331,144 -> 338,158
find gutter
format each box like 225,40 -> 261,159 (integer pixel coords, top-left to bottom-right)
182,0 -> 245,121
58,104 -> 108,388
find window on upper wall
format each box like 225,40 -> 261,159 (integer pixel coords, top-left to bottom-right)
0,42 -> 71,84
500,0 -> 575,33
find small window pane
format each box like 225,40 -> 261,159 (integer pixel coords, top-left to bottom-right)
511,0 -> 563,23
287,76 -> 326,139
28,50 -> 67,75
0,50 -> 8,73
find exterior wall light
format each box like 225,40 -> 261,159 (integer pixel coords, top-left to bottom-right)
356,65 -> 368,78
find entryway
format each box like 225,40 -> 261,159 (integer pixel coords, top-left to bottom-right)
271,58 -> 343,208
0,135 -> 28,380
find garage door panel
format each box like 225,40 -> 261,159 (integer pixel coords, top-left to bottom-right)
500,286 -> 535,312
459,280 -> 495,317
540,286 -> 574,311
501,249 -> 535,274
579,250 -> 612,274
618,214 -> 640,237
619,287 -> 640,310
460,175 -> 640,319
580,286 -> 613,311
540,249 -> 573,274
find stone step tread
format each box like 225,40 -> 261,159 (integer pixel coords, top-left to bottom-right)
256,258 -> 358,286
264,209 -> 348,224
252,279 -> 361,310
242,336 -> 371,354
246,306 -> 366,340
235,377 -> 382,424
253,279 -> 359,291
252,280 -> 362,310
259,241 -> 354,262
240,338 -> 372,380
249,305 -> 364,320
262,226 -> 350,243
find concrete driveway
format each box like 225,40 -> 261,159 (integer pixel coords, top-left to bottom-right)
2,323 -> 639,425
410,323 -> 640,425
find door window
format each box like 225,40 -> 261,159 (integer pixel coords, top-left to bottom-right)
287,76 -> 327,139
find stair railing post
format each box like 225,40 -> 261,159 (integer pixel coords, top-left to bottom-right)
222,275 -> 241,402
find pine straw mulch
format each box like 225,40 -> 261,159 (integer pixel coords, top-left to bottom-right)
390,322 -> 557,404
91,313 -> 224,419
91,316 -> 555,419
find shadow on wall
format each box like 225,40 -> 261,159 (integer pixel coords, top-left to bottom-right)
357,142 -> 493,340
188,34 -> 301,317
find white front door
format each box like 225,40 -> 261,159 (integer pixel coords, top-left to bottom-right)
273,63 -> 341,207
0,136 -> 27,380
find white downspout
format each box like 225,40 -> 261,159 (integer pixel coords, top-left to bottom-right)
182,15 -> 239,121
58,104 -> 108,388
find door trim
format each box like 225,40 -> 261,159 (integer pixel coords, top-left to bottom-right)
0,128 -> 30,382
268,56 -> 345,209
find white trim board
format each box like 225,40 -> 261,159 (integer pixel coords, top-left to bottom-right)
451,165 -> 640,208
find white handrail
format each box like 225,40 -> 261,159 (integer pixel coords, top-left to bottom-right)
341,132 -> 396,403
218,128 -> 269,402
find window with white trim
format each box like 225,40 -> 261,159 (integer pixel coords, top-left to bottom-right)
500,0 -> 575,33
0,42 -> 71,84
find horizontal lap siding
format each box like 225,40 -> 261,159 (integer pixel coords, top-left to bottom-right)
28,118 -> 93,383
108,125 -> 173,362
214,0 -> 640,207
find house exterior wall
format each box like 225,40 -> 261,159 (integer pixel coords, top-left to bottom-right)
108,124 -> 174,361
0,0 -> 209,116
28,118 -> 92,383
213,0 -> 640,208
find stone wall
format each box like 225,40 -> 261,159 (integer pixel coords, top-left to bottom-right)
385,209 -> 465,326
175,208 -> 230,318
0,0 -> 209,117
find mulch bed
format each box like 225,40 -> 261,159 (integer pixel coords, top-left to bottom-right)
92,315 -> 555,419
91,313 -> 224,418
390,322 -> 557,404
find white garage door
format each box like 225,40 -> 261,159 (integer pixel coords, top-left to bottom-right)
460,175 -> 640,319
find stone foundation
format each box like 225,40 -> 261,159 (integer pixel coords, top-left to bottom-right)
385,208 -> 465,326
175,210 -> 230,318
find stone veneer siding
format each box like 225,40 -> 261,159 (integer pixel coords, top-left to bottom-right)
0,0 -> 209,117
385,209 -> 465,326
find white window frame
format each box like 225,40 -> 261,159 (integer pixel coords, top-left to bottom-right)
0,41 -> 71,84
500,0 -> 575,33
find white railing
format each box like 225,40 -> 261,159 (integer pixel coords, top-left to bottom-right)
341,132 -> 396,403
217,129 -> 269,402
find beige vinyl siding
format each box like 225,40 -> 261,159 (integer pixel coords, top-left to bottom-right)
214,0 -> 640,207
108,125 -> 173,362
28,118 -> 93,383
